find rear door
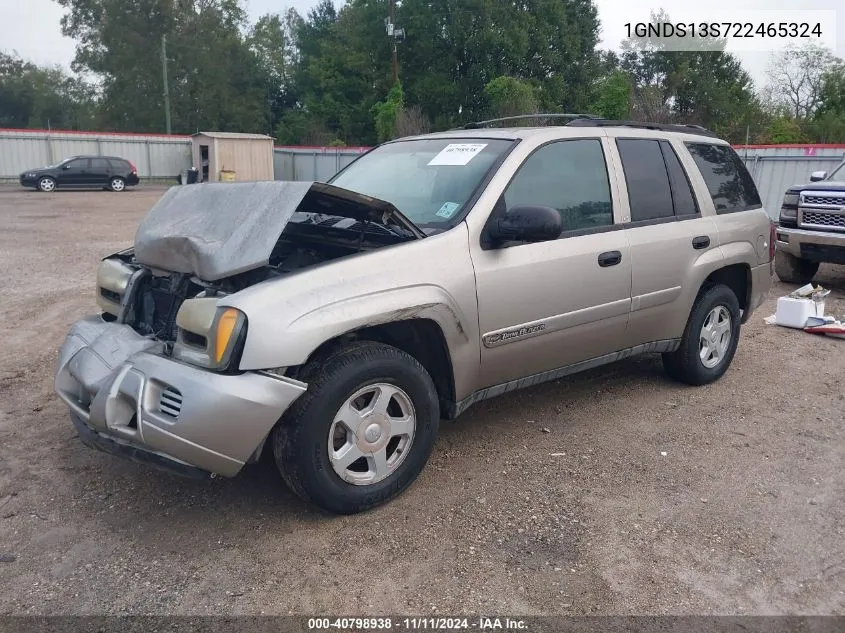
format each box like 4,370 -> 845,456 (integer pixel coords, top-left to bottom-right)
611,137 -> 719,346
88,158 -> 112,186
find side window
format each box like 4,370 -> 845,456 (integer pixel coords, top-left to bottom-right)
65,159 -> 87,170
616,139 -> 674,222
685,143 -> 761,213
659,141 -> 698,217
503,139 -> 613,234
91,158 -> 110,171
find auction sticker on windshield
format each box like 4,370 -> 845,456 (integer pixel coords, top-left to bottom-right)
428,143 -> 488,166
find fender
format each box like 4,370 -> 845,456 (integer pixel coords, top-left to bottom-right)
218,224 -> 482,399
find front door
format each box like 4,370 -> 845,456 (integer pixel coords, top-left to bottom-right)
57,158 -> 88,186
470,138 -> 632,389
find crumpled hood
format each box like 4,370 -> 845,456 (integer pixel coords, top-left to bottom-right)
133,180 -> 422,281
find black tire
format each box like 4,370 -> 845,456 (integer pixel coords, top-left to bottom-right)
37,177 -> 56,193
109,176 -> 126,192
273,341 -> 440,514
775,250 -> 818,285
662,284 -> 741,386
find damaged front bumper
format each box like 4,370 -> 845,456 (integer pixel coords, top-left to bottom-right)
55,316 -> 307,478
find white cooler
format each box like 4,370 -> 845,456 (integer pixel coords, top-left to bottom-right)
776,296 -> 825,329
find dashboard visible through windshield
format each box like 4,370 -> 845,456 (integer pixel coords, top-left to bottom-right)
329,138 -> 515,232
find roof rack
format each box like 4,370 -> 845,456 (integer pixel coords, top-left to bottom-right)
462,113 -> 599,130
566,119 -> 719,138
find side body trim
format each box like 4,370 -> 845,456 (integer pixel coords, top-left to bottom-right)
445,338 -> 681,418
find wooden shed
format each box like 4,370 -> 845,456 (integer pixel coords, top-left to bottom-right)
191,132 -> 275,183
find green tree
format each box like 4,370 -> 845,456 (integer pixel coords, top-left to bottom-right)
816,63 -> 845,117
0,51 -> 96,129
763,117 -> 805,144
371,81 -> 404,141
591,70 -> 631,119
619,10 -> 763,142
55,0 -> 270,134
484,76 -> 538,118
397,0 -> 602,128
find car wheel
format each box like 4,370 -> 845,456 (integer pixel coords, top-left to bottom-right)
109,177 -> 126,192
662,284 -> 741,386
38,177 -> 56,193
273,341 -> 439,514
774,251 -> 818,285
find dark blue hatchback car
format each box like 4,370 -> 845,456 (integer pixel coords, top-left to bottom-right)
20,155 -> 140,192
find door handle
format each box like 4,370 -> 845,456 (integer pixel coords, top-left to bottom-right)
692,236 -> 710,250
597,250 -> 622,267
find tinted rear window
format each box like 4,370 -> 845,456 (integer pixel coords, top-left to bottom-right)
617,139 -> 674,222
685,143 -> 761,213
660,141 -> 698,217
108,159 -> 128,170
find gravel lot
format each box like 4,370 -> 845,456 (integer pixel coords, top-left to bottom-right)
0,186 -> 843,616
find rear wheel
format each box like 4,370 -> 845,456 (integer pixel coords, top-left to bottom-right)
109,177 -> 126,192
38,177 -> 56,193
775,250 -> 818,285
663,284 -> 741,386
273,341 -> 439,514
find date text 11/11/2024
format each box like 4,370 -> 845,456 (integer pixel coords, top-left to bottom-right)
307,617 -> 528,630
624,22 -> 822,39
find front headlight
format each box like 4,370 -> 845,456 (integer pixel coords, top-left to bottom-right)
212,307 -> 247,367
173,300 -> 247,371
96,257 -> 136,316
780,191 -> 799,222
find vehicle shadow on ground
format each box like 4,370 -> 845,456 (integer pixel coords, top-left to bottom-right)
62,353 -> 669,533
812,264 -> 845,293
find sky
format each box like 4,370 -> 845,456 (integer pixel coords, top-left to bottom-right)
1,0 -> 843,93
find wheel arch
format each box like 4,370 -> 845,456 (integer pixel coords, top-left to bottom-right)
287,318 -> 457,418
700,263 -> 751,322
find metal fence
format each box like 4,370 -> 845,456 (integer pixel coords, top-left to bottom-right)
737,145 -> 845,218
0,129 -> 192,179
2,130 -> 843,215
273,146 -> 369,182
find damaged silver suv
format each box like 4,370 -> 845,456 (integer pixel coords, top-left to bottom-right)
55,117 -> 773,514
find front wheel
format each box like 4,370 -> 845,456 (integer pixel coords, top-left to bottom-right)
273,341 -> 440,514
775,250 -> 818,285
109,177 -> 126,192
38,177 -> 56,192
662,284 -> 741,386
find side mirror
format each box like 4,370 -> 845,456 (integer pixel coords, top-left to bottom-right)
809,171 -> 827,182
488,205 -> 562,244
62,164 -> 71,170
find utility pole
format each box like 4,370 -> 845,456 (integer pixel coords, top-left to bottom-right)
389,0 -> 398,84
161,34 -> 172,135
385,1 -> 404,84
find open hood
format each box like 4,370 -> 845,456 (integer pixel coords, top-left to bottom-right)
133,181 -> 423,281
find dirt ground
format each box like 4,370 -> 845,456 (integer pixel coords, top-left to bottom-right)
0,186 -> 843,616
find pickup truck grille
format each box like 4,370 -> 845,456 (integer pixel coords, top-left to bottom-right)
800,211 -> 845,232
802,194 -> 845,206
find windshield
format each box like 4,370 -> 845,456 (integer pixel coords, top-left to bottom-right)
330,138 -> 514,231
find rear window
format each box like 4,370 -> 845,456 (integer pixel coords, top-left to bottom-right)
685,143 -> 761,214
616,139 -> 674,222
108,159 -> 129,170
